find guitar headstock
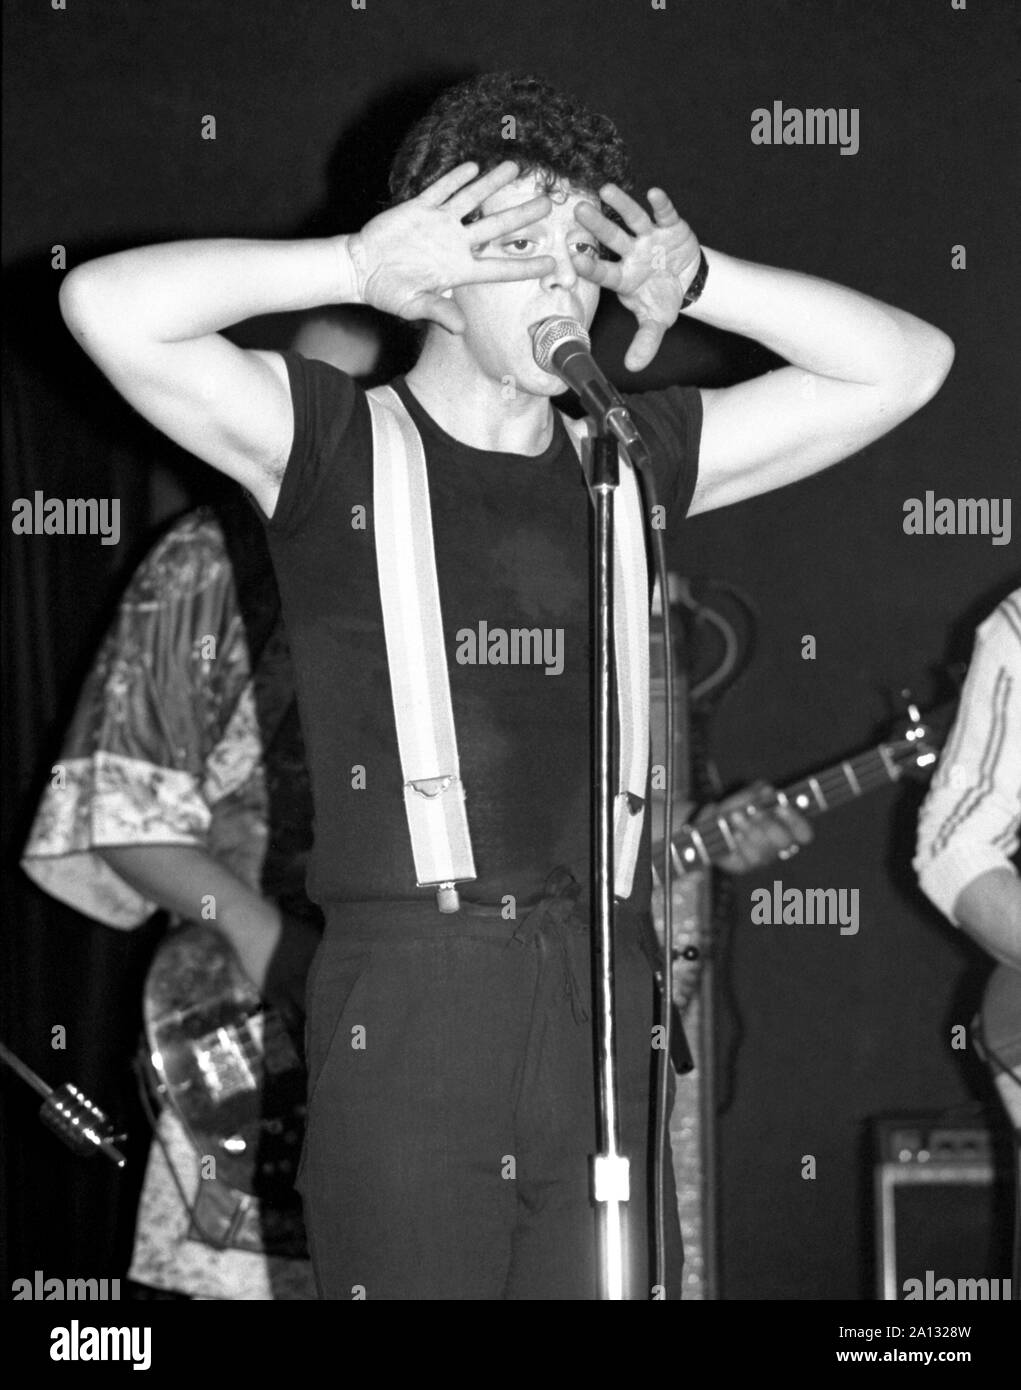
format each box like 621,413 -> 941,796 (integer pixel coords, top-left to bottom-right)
881,691 -> 954,782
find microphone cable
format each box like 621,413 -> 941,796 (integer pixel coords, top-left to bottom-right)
626,440 -> 676,1299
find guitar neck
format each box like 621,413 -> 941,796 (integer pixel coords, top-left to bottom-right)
673,741 -> 906,872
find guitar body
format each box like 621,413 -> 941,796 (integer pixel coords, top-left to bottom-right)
978,963 -> 1021,1131
141,923 -> 307,1223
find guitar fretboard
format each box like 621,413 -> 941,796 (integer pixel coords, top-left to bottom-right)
672,743 -> 905,871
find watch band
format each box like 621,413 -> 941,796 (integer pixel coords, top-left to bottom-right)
680,249 -> 709,310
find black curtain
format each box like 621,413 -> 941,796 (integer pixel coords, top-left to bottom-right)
1,303 -> 169,1286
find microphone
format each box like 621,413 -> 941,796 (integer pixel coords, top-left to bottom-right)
531,317 -> 646,454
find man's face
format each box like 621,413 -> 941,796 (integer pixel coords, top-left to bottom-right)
448,171 -> 603,397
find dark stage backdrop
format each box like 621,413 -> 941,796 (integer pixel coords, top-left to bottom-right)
3,0 -> 1018,1300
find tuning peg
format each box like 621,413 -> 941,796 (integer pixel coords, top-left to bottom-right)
894,688 -> 928,741
897,688 -> 920,722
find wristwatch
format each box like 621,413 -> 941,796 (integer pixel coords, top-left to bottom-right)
680,249 -> 709,311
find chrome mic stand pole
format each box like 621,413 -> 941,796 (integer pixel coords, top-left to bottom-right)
589,429 -> 630,1300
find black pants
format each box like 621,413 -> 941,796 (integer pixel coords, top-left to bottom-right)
297,883 -> 683,1300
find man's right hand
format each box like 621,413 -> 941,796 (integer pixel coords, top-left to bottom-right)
345,160 -> 555,334
57,159 -> 554,515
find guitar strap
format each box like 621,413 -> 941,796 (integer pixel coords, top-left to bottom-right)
367,384 -> 649,911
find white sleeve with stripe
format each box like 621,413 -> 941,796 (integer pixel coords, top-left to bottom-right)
914,590 -> 1021,924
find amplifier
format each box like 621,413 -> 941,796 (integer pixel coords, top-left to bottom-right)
872,1113 -> 1014,1301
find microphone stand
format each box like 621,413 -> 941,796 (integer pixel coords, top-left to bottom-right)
531,317 -> 672,1299
588,427 -> 631,1300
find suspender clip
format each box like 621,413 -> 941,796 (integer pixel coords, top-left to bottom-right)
436,882 -> 461,913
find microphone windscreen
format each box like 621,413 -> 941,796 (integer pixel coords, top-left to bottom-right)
531,317 -> 590,373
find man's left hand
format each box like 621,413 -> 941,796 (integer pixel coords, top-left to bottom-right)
709,781 -> 814,875
574,184 -> 701,372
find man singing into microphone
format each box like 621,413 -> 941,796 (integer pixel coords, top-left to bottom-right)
57,72 -> 953,1300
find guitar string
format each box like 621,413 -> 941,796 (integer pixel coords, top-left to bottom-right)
690,765 -> 890,832
684,754 -> 907,859
659,729 -> 935,866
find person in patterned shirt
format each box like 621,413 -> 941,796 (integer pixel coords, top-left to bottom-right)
21,310 -> 383,1299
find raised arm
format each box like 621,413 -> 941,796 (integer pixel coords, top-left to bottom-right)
59,238 -> 343,514
574,185 -> 954,513
682,249 -> 955,513
58,160 -> 555,517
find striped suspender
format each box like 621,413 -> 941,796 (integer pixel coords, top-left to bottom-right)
369,387 -> 476,911
368,386 -> 648,908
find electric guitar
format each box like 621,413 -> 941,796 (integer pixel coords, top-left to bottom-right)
652,701 -> 952,1004
140,922 -> 308,1255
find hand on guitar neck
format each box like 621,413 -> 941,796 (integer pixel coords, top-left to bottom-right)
694,780 -> 814,875
664,701 -> 951,878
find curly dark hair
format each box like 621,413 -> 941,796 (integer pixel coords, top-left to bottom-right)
387,71 -> 635,223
